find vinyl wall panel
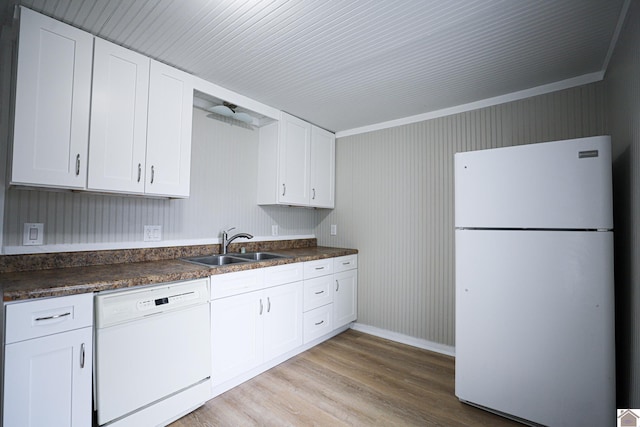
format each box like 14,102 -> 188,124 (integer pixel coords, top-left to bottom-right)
605,0 -> 640,408
317,82 -> 607,348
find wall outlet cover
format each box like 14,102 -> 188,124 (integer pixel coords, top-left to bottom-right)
144,225 -> 162,242
272,225 -> 279,236
330,224 -> 337,235
23,223 -> 44,245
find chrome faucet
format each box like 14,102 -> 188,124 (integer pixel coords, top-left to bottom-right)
221,227 -> 254,254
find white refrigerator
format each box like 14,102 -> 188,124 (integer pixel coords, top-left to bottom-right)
454,136 -> 615,426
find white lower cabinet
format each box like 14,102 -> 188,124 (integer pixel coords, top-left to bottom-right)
210,266 -> 303,387
210,256 -> 356,392
3,293 -> 93,427
262,281 -> 304,360
334,269 -> 358,329
301,255 -> 358,343
334,255 -> 358,329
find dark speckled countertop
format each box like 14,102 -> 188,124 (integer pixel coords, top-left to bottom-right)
0,245 -> 357,301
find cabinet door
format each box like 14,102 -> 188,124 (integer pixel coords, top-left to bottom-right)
309,126 -> 335,208
88,38 -> 149,194
278,113 -> 311,205
3,327 -> 92,427
263,281 -> 303,361
211,291 -> 263,385
334,270 -> 358,329
145,61 -> 194,197
11,7 -> 92,189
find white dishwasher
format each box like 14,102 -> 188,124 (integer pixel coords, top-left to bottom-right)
94,278 -> 211,426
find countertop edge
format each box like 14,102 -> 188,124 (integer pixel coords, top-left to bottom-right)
2,247 -> 358,302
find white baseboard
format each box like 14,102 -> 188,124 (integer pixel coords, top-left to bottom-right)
350,323 -> 455,357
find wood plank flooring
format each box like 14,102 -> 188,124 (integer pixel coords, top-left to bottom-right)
170,330 -> 522,426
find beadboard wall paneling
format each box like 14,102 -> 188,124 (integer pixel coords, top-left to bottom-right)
605,0 -> 640,408
2,108 -> 317,250
316,82 -> 607,348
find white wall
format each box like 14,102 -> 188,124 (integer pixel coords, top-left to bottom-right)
317,83 -> 607,348
2,108 -> 318,252
605,0 -> 640,408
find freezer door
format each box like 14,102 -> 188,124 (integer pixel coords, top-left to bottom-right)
455,230 -> 615,427
454,136 -> 613,229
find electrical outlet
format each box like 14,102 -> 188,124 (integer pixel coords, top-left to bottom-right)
23,223 -> 44,245
144,225 -> 162,242
330,224 -> 337,236
272,225 -> 279,236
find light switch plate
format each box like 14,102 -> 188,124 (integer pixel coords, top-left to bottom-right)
144,225 -> 162,241
23,223 -> 44,245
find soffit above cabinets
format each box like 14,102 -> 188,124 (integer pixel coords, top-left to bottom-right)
1,0 -> 629,133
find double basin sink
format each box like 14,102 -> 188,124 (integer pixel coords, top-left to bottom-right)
182,252 -> 290,267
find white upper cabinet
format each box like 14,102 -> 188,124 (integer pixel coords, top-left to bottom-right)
11,7 -> 92,189
257,112 -> 335,208
309,126 -> 335,208
11,8 -> 194,198
145,61 -> 194,198
88,38 -> 150,194
89,55 -> 193,197
279,113 -> 311,205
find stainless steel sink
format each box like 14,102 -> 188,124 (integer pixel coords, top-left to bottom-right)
182,252 -> 289,267
182,254 -> 251,267
229,252 -> 290,261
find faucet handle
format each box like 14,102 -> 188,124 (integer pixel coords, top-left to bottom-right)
225,226 -> 236,233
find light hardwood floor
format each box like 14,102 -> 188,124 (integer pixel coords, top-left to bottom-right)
170,329 -> 522,426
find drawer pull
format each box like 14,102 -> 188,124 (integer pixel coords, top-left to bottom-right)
342,262 -> 351,265
80,343 -> 86,368
315,320 -> 324,326
35,312 -> 71,322
314,290 -> 325,295
315,266 -> 325,270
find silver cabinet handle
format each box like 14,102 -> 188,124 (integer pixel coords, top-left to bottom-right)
267,297 -> 271,313
342,262 -> 351,266
314,290 -> 324,295
259,299 -> 263,315
35,312 -> 71,322
315,320 -> 324,326
315,266 -> 325,270
150,165 -> 155,184
282,183 -> 286,196
336,280 -> 339,292
75,154 -> 80,176
312,188 -> 316,200
80,343 -> 85,368
137,163 -> 142,182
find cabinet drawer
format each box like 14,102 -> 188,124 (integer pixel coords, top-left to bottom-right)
303,276 -> 333,312
5,293 -> 94,344
303,258 -> 333,279
263,262 -> 303,287
334,254 -> 357,273
211,269 -> 263,299
303,304 -> 333,344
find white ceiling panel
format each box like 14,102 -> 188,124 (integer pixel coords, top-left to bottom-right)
0,0 -> 628,133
